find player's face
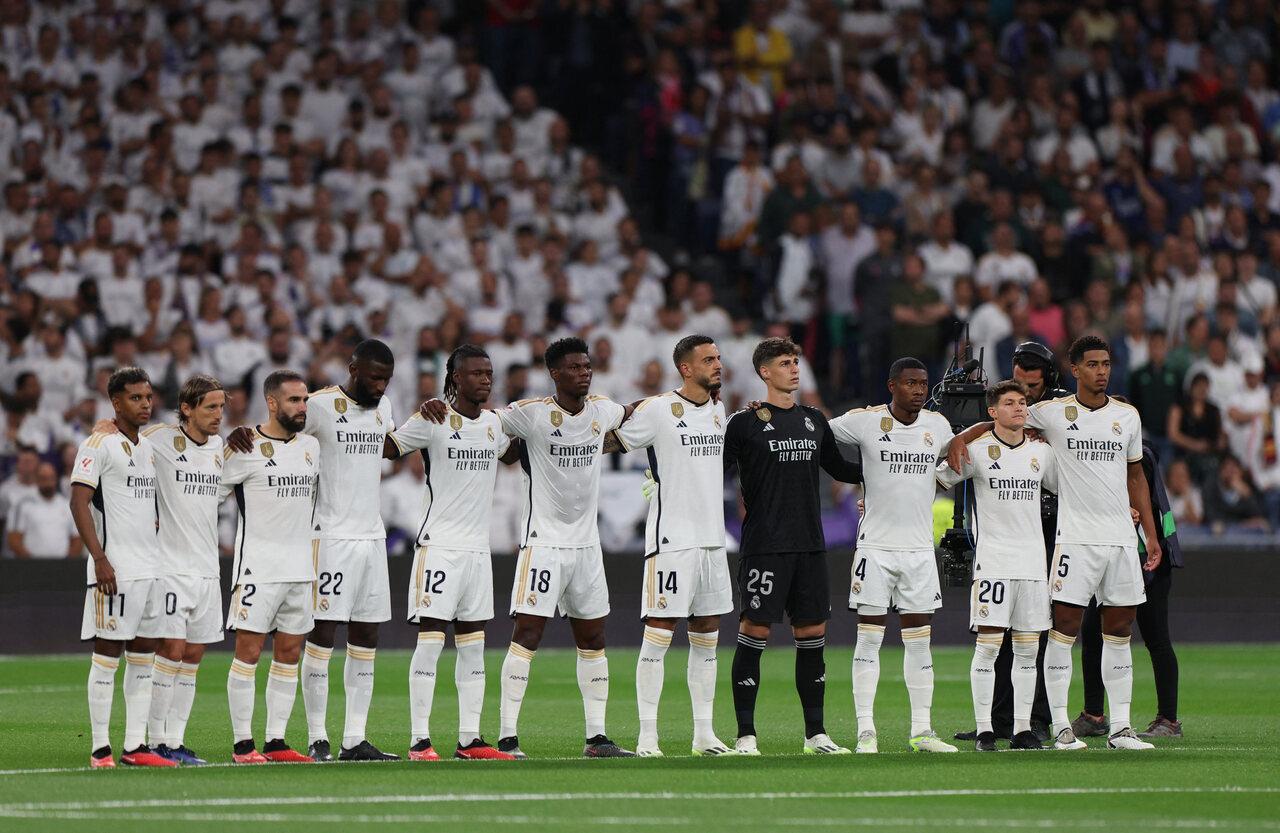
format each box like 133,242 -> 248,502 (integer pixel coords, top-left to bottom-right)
888,368 -> 929,413
185,389 -> 225,437
456,356 -> 494,404
761,354 -> 800,393
269,379 -> 309,433
1012,365 -> 1046,402
351,359 -> 394,406
988,391 -> 1027,430
1070,350 -> 1111,395
682,343 -> 722,394
112,381 -> 152,429
551,352 -> 592,397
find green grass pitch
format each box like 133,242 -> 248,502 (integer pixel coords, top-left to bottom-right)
1,643 -> 1277,832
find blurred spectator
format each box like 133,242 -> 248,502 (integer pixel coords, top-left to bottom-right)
1167,372 -> 1227,485
1202,454 -> 1269,533
6,462 -> 80,559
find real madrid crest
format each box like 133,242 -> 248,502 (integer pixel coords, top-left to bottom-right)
121,441 -> 132,457
487,426 -> 495,441
924,432 -> 934,447
174,435 -> 186,453
804,416 -> 815,432
591,421 -> 601,436
1112,421 -> 1121,436
714,414 -> 721,429
671,402 -> 684,419
988,445 -> 1001,460
1030,457 -> 1040,472
1065,405 -> 1078,422
261,442 -> 274,458
305,451 -> 313,466
335,399 -> 347,414
757,407 -> 771,422
318,598 -> 329,612
376,412 -> 383,426
978,605 -> 989,619
450,414 -> 463,431
550,411 -> 563,428
880,416 -> 893,433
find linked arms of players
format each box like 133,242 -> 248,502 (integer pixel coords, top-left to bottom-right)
1128,460 -> 1162,570
819,415 -> 863,484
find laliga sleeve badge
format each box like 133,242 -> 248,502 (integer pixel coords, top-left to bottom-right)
450,414 -> 463,431
1065,405 -> 1078,422
880,416 -> 893,433
335,398 -> 347,414
756,407 -> 771,422
671,402 -> 684,419
174,435 -> 186,453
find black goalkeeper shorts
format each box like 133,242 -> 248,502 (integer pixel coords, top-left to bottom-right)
737,551 -> 831,624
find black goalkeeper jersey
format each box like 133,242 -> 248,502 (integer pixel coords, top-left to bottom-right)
724,403 -> 862,556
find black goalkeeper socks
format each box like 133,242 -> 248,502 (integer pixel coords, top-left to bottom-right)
732,633 -> 766,737
795,636 -> 826,738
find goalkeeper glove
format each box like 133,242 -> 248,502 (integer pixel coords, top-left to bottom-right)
641,468 -> 657,502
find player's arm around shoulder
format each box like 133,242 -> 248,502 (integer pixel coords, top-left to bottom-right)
828,404 -> 870,447
497,397 -> 541,439
609,393 -> 663,453
385,411 -> 435,458
936,429 -> 980,489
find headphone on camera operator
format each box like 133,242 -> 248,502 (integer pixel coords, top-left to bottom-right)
1011,341 -> 1070,404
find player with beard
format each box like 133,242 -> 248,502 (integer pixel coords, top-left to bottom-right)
831,358 -> 958,753
605,335 -> 735,757
228,340 -> 398,762
386,345 -> 520,761
950,336 -> 1162,750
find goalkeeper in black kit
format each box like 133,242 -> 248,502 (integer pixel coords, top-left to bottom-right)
724,337 -> 863,755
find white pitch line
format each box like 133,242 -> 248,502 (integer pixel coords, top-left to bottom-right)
2,785 -> 1277,815
0,685 -> 79,695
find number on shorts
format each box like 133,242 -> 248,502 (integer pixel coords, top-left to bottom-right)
977,580 -> 1005,605
1056,553 -> 1070,578
423,570 -> 447,593
241,584 -> 256,606
165,592 -> 177,616
529,569 -> 551,594
854,558 -> 867,580
656,570 -> 677,594
746,569 -> 774,596
104,591 -> 125,617
318,571 -> 344,595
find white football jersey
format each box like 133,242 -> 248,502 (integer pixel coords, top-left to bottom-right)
498,395 -> 626,548
830,405 -> 953,551
305,386 -> 394,540
71,431 -> 161,585
936,432 -> 1058,580
388,407 -> 511,553
143,423 -> 223,579
1026,395 -> 1143,547
614,391 -> 726,555
219,428 -> 320,584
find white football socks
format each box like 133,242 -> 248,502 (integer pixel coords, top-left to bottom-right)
902,626 -> 934,736
687,630 -> 720,747
636,626 -> 672,749
122,652 -> 154,751
264,660 -> 298,742
342,644 -> 376,749
455,632 -> 486,746
1045,629 -> 1076,733
577,647 -> 609,739
499,643 -> 534,739
166,661 -> 200,749
409,632 -> 445,745
300,643 -> 332,745
147,656 -> 180,747
1010,631 -> 1041,735
970,633 -> 1003,734
853,623 -> 885,735
87,653 -> 119,751
1102,633 -> 1134,733
227,658 -> 257,743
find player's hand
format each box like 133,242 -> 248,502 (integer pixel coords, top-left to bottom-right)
947,436 -> 970,472
641,468 -> 656,502
92,418 -> 117,435
857,498 -> 865,514
94,557 -> 117,596
226,425 -> 255,454
1025,428 -> 1045,443
745,399 -> 764,411
418,398 -> 448,423
1143,539 -> 1162,571
1130,507 -> 1140,525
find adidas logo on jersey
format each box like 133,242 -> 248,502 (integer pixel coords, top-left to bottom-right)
128,459 -> 136,467
989,461 -> 1001,470
878,434 -> 892,442
265,459 -> 278,467
762,423 -> 775,432
449,432 -> 462,440
675,420 -> 687,428
1067,423 -> 1079,431
551,429 -> 562,437
336,415 -> 349,423
175,454 -> 187,462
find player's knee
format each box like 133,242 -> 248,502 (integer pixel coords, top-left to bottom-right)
348,621 -> 379,649
308,622 -> 338,649
157,639 -> 185,662
687,615 -> 719,633
93,639 -> 123,659
129,636 -> 158,654
791,621 -> 825,639
182,644 -> 205,665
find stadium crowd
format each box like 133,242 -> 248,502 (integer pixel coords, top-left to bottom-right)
2,0 -> 1280,559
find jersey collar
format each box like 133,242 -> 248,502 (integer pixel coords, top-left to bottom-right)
1072,394 -> 1109,412
991,430 -> 1025,450
673,390 -> 711,407
179,425 -> 208,447
254,425 -> 296,444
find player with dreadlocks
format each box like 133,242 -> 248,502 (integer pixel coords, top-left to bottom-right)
385,344 -> 522,760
